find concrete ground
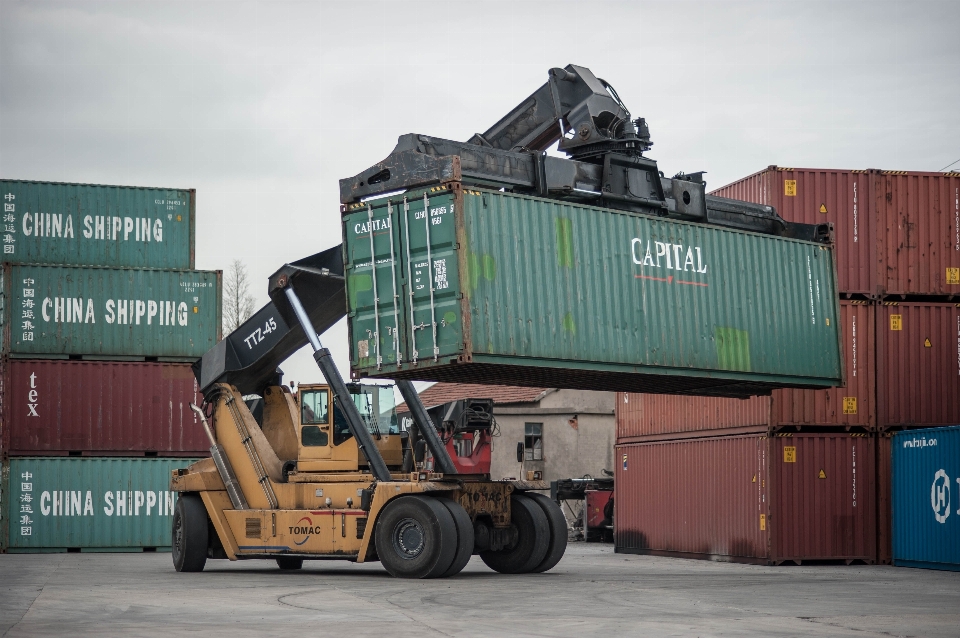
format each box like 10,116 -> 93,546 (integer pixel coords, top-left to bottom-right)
1,544 -> 958,637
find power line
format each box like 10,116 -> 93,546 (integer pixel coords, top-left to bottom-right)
939,157 -> 960,172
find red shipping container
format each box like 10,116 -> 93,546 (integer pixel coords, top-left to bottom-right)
615,433 -> 876,564
874,171 -> 960,297
2,359 -> 207,455
616,393 -> 769,442
712,166 -> 960,297
772,300 -> 876,429
876,302 -> 960,427
711,167 -> 875,296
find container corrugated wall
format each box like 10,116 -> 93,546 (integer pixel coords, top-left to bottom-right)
345,185 -> 844,396
614,434 -> 876,563
874,172 -> 960,297
615,393 -> 769,441
1,264 -> 221,358
615,436 -> 768,561
2,457 -> 198,552
710,167 -> 875,296
876,302 -> 960,427
2,359 -> 206,455
771,300 -> 876,428
892,426 -> 960,570
0,180 -> 195,269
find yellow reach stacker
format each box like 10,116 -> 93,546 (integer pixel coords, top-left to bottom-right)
171,250 -> 566,578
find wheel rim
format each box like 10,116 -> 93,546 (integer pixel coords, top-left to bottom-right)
392,518 -> 425,560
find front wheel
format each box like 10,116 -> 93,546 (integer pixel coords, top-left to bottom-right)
172,493 -> 208,573
375,496 -> 458,579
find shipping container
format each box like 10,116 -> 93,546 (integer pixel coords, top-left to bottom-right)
0,180 -> 195,269
615,393 -> 769,442
0,264 -> 221,359
710,167 -> 875,295
343,185 -> 843,398
711,167 -> 960,297
1,359 -> 206,455
772,300 -> 876,429
877,431 -> 893,564
874,171 -> 960,297
614,433 -> 876,564
876,302 -> 960,427
892,426 -> 960,571
1,457 -> 198,552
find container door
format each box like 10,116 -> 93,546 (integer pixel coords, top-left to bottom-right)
343,198 -> 406,371
396,189 -> 462,366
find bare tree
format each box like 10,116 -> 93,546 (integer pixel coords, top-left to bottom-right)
222,259 -> 256,336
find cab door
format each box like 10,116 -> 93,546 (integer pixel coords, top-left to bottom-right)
296,385 -> 359,472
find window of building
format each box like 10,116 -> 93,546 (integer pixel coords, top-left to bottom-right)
524,423 -> 543,460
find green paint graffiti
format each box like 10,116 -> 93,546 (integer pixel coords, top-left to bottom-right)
714,326 -> 751,372
556,218 -> 574,268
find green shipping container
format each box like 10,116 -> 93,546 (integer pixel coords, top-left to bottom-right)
0,180 -> 195,269
2,457 -> 199,552
1,264 -> 221,359
342,185 -> 843,397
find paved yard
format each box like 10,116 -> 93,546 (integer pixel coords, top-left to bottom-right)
1,543 -> 957,637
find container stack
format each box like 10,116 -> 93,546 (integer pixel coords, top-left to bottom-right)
614,166 -> 960,566
0,180 -> 218,553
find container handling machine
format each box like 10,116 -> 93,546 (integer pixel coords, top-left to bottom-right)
171,64 -> 836,579
173,246 -> 566,578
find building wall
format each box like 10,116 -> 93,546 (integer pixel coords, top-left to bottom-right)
490,390 -> 616,485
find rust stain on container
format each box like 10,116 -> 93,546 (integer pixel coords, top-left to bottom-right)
772,300 -> 877,429
876,302 -> 960,427
615,433 -> 876,564
2,359 -> 207,455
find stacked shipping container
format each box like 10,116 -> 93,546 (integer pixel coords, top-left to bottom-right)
1,180 -> 216,552
615,166 -> 960,564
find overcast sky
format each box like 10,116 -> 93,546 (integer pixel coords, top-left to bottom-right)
1,0 -> 958,385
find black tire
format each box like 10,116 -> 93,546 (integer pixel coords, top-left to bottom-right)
375,495 -> 458,579
479,494 -> 550,574
172,493 -> 208,573
527,493 -> 568,573
276,557 -> 304,570
437,498 -> 475,578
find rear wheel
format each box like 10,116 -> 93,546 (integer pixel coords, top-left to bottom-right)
276,557 -> 304,570
437,498 -> 475,577
527,493 -> 568,573
375,496 -> 458,579
480,494 -> 549,574
172,493 -> 208,573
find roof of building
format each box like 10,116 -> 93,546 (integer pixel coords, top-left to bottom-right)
397,382 -> 553,412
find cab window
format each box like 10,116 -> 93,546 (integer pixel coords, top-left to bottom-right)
301,389 -> 329,425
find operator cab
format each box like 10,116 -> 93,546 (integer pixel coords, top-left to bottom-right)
295,382 -> 403,472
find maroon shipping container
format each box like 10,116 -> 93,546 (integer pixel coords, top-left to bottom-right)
876,302 -> 960,427
772,300 -> 876,429
1,359 -> 207,455
710,166 -> 875,295
712,166 -> 960,297
615,433 -> 876,564
616,393 -> 769,442
874,171 -> 960,297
